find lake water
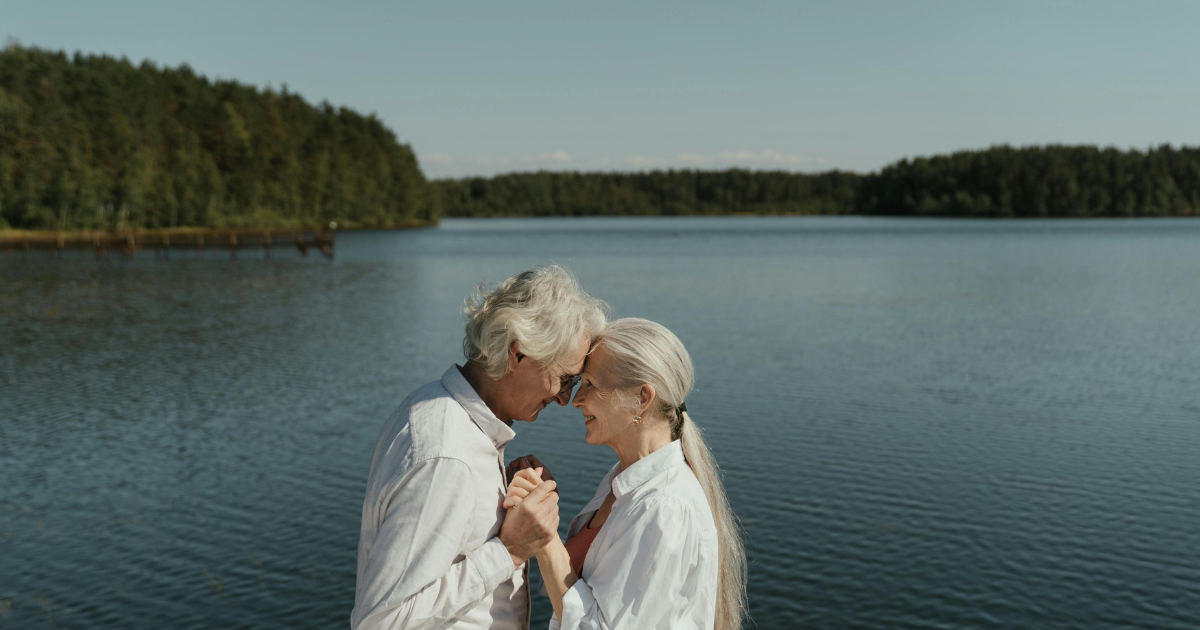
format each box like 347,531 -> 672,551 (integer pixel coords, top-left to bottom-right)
2,216 -> 1199,629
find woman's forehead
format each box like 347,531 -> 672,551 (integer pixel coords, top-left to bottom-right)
581,344 -> 610,377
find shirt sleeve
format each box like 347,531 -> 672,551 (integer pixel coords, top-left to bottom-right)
556,496 -> 714,630
352,457 -> 516,630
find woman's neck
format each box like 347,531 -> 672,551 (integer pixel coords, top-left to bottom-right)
611,424 -> 673,472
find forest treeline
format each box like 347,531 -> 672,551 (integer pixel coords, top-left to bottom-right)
4,45 -> 1199,229
438,145 -> 1200,218
0,44 -> 439,230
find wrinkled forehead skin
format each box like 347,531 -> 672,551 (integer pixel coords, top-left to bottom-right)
562,334 -> 591,375
580,342 -> 617,388
537,333 -> 590,378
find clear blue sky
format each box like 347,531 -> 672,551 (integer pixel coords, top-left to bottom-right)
4,0 -> 1198,178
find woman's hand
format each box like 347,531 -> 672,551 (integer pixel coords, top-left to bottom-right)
503,467 -> 545,509
505,467 -> 575,622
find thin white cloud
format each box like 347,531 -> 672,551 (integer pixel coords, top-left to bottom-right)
623,155 -> 670,168
705,150 -> 823,168
422,151 -> 573,172
621,150 -> 824,171
719,151 -> 757,162
541,151 -> 573,163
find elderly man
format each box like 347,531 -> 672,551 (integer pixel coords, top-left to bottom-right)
352,265 -> 608,630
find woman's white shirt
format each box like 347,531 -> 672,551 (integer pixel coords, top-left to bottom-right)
549,440 -> 719,630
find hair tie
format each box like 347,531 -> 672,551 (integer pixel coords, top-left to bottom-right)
677,402 -> 687,418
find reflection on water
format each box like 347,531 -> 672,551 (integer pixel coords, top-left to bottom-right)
3,217 -> 1200,629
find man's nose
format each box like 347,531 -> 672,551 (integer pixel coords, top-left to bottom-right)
554,387 -> 573,406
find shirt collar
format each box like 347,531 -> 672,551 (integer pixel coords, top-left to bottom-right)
442,365 -> 516,450
611,440 -> 686,500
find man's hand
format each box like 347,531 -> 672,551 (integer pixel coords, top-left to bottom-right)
505,454 -> 555,487
498,477 -> 560,569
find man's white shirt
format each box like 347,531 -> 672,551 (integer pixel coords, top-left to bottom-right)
352,365 -> 529,630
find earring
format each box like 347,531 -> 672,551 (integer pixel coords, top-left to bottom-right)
633,416 -> 641,423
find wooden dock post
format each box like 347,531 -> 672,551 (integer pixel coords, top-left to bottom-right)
318,230 -> 334,259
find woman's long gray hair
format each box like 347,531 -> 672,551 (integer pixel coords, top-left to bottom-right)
595,318 -> 747,630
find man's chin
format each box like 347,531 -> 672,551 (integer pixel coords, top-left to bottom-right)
523,404 -> 548,423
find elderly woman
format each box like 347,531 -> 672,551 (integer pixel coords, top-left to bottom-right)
504,318 -> 747,630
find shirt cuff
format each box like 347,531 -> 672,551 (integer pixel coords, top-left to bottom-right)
560,578 -> 595,630
470,537 -> 517,593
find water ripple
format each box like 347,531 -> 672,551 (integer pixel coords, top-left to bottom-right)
3,218 -> 1200,628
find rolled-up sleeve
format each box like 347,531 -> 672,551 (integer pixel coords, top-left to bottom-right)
554,497 -> 712,630
352,457 -> 515,630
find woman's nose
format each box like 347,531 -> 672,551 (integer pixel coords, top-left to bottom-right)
572,388 -> 585,408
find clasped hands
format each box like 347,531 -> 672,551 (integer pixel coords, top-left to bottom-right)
498,454 -> 561,570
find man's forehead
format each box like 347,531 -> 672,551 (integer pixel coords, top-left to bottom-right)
564,349 -> 588,373
563,334 -> 592,371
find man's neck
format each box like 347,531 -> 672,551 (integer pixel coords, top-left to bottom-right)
459,362 -> 513,426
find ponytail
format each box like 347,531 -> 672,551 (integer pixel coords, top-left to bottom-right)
678,411 -> 747,630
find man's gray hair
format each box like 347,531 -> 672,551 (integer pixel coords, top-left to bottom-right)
463,265 -> 608,379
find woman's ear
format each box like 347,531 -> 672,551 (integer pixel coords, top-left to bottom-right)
638,383 -> 657,418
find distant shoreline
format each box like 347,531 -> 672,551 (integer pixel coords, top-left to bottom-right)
434,146 -> 1200,219
0,220 -> 438,242
8,215 -> 1196,242
433,213 -> 1200,222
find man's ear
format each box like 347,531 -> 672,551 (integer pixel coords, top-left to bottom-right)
508,341 -> 524,372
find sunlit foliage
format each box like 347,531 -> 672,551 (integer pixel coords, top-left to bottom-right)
439,146 -> 1200,218
0,44 -> 439,230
